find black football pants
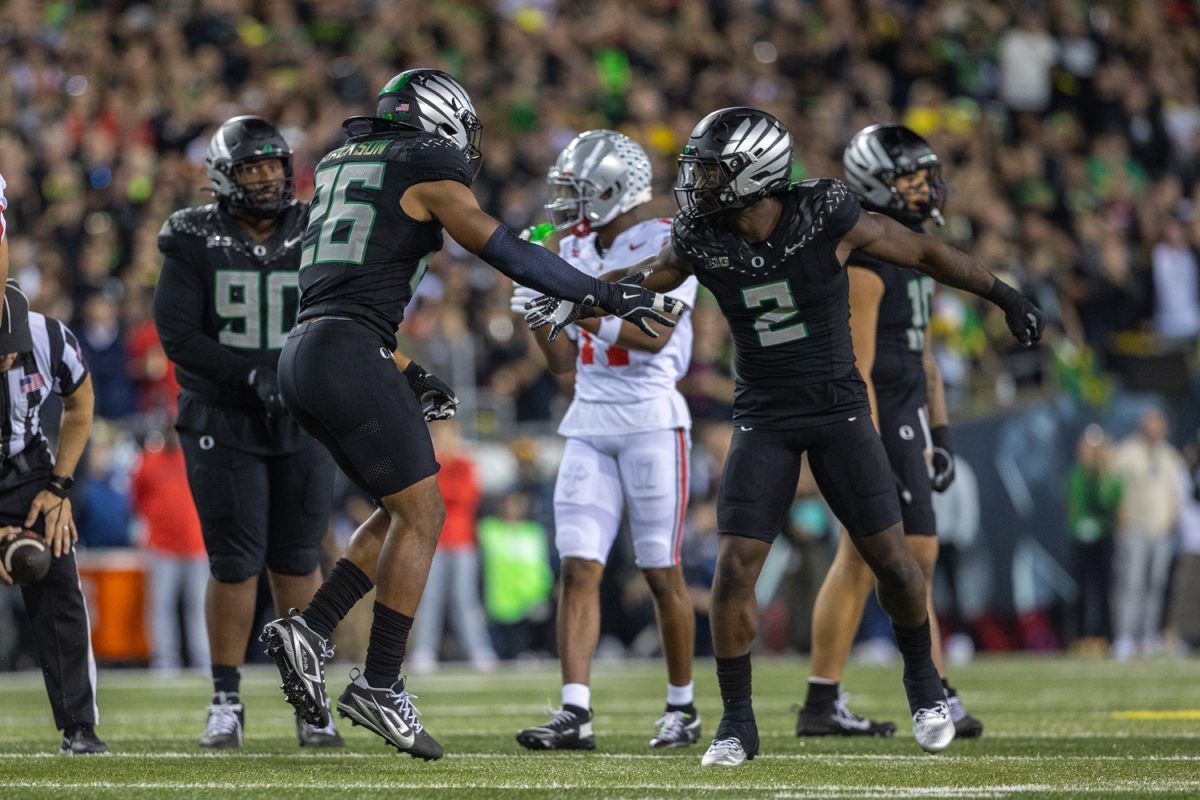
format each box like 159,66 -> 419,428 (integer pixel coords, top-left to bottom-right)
0,451 -> 97,731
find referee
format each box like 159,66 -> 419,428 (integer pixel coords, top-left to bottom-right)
0,277 -> 103,755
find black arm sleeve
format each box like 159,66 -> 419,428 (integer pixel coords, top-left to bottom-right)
153,251 -> 256,388
480,225 -> 622,312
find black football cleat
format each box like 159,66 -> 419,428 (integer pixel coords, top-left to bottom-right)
795,695 -> 897,738
296,708 -> 344,748
337,671 -> 443,760
261,610 -> 334,727
60,725 -> 108,755
199,693 -> 244,749
701,714 -> 759,767
947,692 -> 984,739
649,709 -> 702,748
516,705 -> 595,751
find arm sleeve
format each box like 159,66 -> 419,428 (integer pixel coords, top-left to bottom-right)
154,226 -> 256,388
479,225 -> 623,311
52,321 -> 89,396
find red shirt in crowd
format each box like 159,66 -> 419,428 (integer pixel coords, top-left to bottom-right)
132,445 -> 205,558
128,318 -> 179,416
436,454 -> 482,551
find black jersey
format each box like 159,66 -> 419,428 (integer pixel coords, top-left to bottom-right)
155,201 -> 310,454
672,179 -> 866,429
848,229 -> 933,411
297,122 -> 473,346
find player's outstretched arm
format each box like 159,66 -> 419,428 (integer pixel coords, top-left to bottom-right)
841,210 -> 1045,346
405,180 -> 683,336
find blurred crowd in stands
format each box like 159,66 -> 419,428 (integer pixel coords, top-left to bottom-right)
2,0 -> 1200,669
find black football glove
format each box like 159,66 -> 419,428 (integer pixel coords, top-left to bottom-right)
608,285 -> 684,338
929,425 -> 955,493
248,366 -> 286,417
403,361 -> 459,422
988,279 -> 1045,346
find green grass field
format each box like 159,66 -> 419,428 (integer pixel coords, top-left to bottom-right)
1,656 -> 1198,798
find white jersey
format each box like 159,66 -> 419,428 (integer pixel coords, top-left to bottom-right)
556,218 -> 699,437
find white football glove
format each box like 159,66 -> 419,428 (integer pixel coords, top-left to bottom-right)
524,295 -> 593,342
510,284 -> 540,315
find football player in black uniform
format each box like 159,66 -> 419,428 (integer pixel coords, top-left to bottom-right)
154,116 -> 342,750
529,107 -> 1042,764
257,69 -> 683,761
798,124 -> 983,740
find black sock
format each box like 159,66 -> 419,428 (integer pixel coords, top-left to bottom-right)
212,664 -> 241,700
303,558 -> 373,639
893,619 -> 943,714
666,702 -> 697,717
363,602 -> 414,688
942,677 -> 956,698
715,653 -> 753,716
803,678 -> 839,713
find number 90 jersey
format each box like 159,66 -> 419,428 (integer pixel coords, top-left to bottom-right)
670,179 -> 866,430
555,218 -> 699,438
297,124 -> 474,346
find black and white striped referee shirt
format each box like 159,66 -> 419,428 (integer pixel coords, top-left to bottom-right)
0,312 -> 89,459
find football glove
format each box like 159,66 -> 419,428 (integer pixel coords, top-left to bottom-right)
403,361 -> 459,422
606,286 -> 683,338
523,295 -> 596,342
248,366 -> 286,417
929,425 -> 955,493
988,279 -> 1045,346
510,284 -> 540,315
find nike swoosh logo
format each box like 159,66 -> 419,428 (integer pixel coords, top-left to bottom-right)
622,292 -> 640,300
629,242 -> 646,250
360,696 -> 415,747
739,425 -> 753,431
283,235 -> 303,249
784,242 -> 804,256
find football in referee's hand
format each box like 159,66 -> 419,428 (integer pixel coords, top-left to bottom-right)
1,529 -> 51,586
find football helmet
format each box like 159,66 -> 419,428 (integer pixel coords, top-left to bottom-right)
545,130 -> 652,234
675,107 -> 792,219
375,69 -> 483,180
206,116 -> 294,219
843,124 -> 945,225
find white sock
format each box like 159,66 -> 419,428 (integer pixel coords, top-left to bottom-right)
667,681 -> 694,707
562,683 -> 590,711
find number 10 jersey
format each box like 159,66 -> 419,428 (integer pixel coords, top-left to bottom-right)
297,123 -> 474,347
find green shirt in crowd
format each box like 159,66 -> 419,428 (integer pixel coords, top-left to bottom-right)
477,517 -> 553,624
1066,465 -> 1124,545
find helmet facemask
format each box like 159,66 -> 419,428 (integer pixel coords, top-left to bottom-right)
675,151 -> 747,220
227,156 -> 293,219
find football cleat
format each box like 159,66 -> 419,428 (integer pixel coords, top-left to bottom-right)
337,671 -> 444,760
199,693 -> 244,749
296,708 -> 344,748
516,705 -> 595,751
261,610 -> 334,727
947,693 -> 984,739
60,725 -> 108,756
700,716 -> 758,767
649,709 -> 702,748
912,701 -> 955,753
795,695 -> 897,737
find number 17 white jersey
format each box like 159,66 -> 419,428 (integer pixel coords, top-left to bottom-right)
556,218 -> 699,437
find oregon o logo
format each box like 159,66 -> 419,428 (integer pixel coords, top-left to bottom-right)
199,435 -> 216,450
899,425 -> 915,441
751,255 -> 765,268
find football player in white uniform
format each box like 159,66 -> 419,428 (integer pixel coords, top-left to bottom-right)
513,131 -> 702,751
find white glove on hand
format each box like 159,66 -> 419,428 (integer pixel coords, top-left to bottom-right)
510,284 -> 540,315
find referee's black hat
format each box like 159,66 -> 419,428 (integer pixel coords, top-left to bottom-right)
0,280 -> 33,354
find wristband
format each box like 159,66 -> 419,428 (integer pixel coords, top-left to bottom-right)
930,425 -> 951,452
403,361 -> 425,380
985,277 -> 1021,309
595,316 -> 623,345
46,474 -> 74,498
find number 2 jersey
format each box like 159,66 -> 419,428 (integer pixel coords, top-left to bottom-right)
670,179 -> 865,430
296,120 -> 473,346
847,222 -> 934,413
155,201 -> 309,454
555,218 -> 699,437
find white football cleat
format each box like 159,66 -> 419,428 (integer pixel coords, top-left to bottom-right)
701,737 -> 749,766
912,701 -> 955,753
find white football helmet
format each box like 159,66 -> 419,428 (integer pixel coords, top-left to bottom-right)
545,130 -> 653,233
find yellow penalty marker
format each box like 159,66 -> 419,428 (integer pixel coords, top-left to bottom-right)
1111,710 -> 1200,720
